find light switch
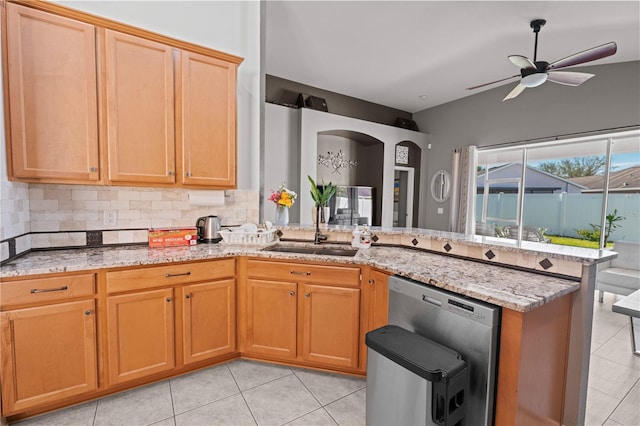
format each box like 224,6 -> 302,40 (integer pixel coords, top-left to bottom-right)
437,208 -> 444,215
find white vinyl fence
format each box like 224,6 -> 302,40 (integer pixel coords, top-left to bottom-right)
476,192 -> 640,242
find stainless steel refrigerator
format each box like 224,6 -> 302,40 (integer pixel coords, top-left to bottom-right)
328,186 -> 375,226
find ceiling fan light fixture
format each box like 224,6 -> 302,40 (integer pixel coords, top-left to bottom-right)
521,72 -> 548,88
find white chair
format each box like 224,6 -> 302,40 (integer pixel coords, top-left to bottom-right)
596,241 -> 640,303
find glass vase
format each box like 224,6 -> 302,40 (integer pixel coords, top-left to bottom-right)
274,205 -> 289,226
312,206 -> 331,228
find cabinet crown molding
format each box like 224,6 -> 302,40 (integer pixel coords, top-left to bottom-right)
6,0 -> 244,65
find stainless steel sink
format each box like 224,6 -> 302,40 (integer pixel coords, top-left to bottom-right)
262,244 -> 359,257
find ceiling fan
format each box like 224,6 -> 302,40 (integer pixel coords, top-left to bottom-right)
467,19 -> 617,101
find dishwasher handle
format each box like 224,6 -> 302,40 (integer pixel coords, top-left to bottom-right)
422,295 -> 442,307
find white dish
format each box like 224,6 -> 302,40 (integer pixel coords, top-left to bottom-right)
239,223 -> 258,233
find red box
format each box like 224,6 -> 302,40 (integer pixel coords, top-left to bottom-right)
148,227 -> 198,248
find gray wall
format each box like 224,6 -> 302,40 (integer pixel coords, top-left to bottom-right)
266,74 -> 412,126
263,103 -> 301,224
413,61 -> 640,231
355,143 -> 384,225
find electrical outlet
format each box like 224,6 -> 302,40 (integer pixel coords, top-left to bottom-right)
103,210 -> 117,226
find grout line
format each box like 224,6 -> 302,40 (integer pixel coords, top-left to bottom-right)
226,362 -> 259,426
228,360 -> 295,392
168,378 -> 177,420
92,400 -> 98,426
603,376 -> 640,425
322,407 -> 340,426
291,368 -> 323,407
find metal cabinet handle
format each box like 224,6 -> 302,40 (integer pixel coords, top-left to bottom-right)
166,297 -> 172,302
30,285 -> 68,294
305,293 -> 311,298
89,166 -> 97,172
289,291 -> 295,296
85,310 -> 92,316
165,272 -> 191,278
290,270 -> 311,276
168,171 -> 174,176
185,294 -> 191,299
368,279 -> 375,285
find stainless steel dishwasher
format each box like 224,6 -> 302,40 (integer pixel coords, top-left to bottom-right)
386,275 -> 501,426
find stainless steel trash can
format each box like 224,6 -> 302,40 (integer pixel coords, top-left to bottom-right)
365,325 -> 468,426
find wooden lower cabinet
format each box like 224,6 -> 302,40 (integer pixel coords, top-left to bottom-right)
181,279 -> 236,364
359,268 -> 390,371
0,300 -> 98,414
106,288 -> 175,385
245,279 -> 297,358
301,284 -> 360,369
367,269 -> 389,330
243,260 -> 362,371
104,260 -> 237,385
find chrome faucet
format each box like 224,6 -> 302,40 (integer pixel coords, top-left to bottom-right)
314,205 -> 327,244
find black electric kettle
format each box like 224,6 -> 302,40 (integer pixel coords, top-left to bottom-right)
196,215 -> 222,243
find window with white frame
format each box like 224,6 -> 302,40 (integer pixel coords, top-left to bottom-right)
472,129 -> 640,248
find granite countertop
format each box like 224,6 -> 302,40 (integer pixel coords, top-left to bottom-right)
281,224 -> 616,264
0,242 -> 580,313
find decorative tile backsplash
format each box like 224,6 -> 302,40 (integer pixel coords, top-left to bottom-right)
0,183 -> 259,262
28,185 -> 258,231
0,180 -> 30,241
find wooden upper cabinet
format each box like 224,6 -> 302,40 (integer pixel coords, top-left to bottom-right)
5,3 -> 100,182
103,30 -> 176,184
178,51 -> 237,188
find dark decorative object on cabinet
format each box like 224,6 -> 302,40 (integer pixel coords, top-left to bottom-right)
394,117 -> 419,131
297,93 -> 328,112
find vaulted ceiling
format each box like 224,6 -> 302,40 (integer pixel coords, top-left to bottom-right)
265,1 -> 640,112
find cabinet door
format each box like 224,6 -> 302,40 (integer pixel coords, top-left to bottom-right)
104,30 -> 175,184
181,279 -> 236,365
369,269 -> 389,330
178,51 -> 237,187
0,300 -> 97,414
5,4 -> 99,182
245,279 -> 297,358
107,288 -> 175,385
301,284 -> 360,369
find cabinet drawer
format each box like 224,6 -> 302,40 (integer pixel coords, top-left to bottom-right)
1,274 -> 95,309
106,258 -> 236,293
247,260 -> 360,287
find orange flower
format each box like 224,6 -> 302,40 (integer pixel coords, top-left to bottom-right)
270,183 -> 296,208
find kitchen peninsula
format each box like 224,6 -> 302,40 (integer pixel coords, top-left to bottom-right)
0,225 -> 613,425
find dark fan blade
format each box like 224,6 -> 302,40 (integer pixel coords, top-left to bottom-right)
503,83 -> 526,101
466,74 -> 520,90
548,42 -> 617,70
547,71 -> 595,86
509,55 -> 536,70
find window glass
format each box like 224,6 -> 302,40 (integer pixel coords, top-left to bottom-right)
608,135 -> 640,243
524,139 -> 608,246
473,130 -> 640,248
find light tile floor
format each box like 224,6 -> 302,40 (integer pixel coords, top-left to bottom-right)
12,360 -> 366,426
585,292 -> 640,426
11,291 -> 640,426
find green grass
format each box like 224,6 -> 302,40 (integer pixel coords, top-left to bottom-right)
547,235 -> 613,249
